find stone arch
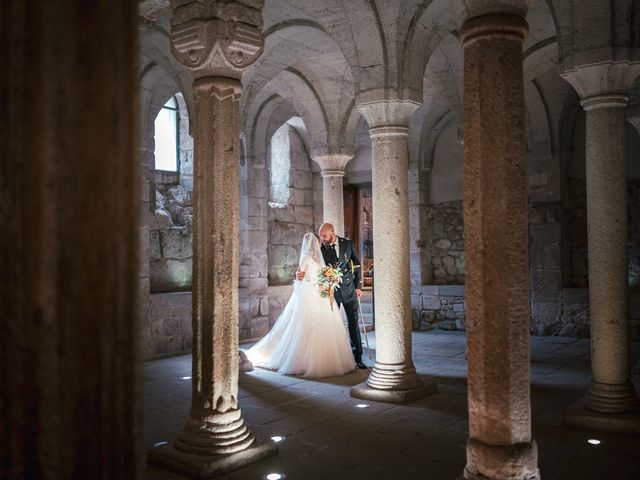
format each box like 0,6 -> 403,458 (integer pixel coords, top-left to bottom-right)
243,21 -> 356,155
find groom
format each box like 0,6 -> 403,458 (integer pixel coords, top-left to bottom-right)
297,223 -> 367,369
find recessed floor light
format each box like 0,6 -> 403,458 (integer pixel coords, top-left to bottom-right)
270,435 -> 285,443
153,441 -> 168,447
181,376 -> 191,380
264,473 -> 284,480
587,438 -> 601,445
355,403 -> 370,408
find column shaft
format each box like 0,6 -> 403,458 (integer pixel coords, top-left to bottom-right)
1,1 -> 141,477
178,78 -> 251,452
351,100 -> 435,403
584,98 -> 638,412
322,171 -> 345,237
370,128 -> 413,365
460,13 -> 539,480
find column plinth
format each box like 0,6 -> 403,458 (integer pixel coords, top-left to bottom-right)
460,13 -> 540,480
350,103 -> 436,403
561,64 -> 640,434
148,3 -> 277,477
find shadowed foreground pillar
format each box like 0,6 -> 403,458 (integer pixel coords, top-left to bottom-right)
460,14 -> 540,480
562,62 -> 640,433
147,1 -> 277,477
1,1 -> 141,478
313,154 -> 352,236
351,100 -> 436,403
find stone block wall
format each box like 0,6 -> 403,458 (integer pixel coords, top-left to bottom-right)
564,178 -> 588,287
267,128 -> 315,285
565,177 -> 640,287
425,200 -> 465,284
529,201 -> 563,335
145,292 -> 193,359
413,285 -> 466,331
150,183 -> 193,292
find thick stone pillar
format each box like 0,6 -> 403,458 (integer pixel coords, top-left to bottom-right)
460,14 -> 540,480
351,100 -> 436,403
1,1 -> 141,478
313,154 -> 352,236
147,1 -> 276,477
562,62 -> 640,433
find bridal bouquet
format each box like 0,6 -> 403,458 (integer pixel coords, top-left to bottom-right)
317,265 -> 343,311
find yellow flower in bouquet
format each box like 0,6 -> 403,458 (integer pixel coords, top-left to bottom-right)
317,265 -> 343,311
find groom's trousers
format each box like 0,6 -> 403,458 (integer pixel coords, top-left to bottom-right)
337,299 -> 363,361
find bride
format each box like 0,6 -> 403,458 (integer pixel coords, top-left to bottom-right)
244,232 -> 356,378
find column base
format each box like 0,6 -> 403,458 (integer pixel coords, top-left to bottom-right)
564,395 -> 640,434
350,361 -> 437,403
584,380 -> 640,414
147,437 -> 277,479
463,437 -> 540,480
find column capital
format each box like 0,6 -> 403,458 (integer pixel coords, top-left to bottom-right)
170,0 -> 264,79
356,99 -> 420,130
312,153 -> 352,173
561,62 -> 640,109
459,13 -> 528,47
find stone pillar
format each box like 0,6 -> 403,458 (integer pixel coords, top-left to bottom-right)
313,154 -> 352,236
351,100 -> 436,403
562,62 -> 640,433
1,1 -> 141,478
460,14 -> 540,480
147,1 -> 276,477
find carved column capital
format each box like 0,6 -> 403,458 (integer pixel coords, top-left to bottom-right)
561,61 -> 640,108
170,0 -> 264,79
356,99 -> 420,131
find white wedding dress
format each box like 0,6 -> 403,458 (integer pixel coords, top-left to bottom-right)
245,233 -> 356,378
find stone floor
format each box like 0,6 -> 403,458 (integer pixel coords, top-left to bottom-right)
144,331 -> 640,480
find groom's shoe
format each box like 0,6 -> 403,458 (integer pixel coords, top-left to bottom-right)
355,359 -> 368,369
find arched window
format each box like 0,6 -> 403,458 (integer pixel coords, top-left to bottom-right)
154,96 -> 179,172
269,123 -> 291,205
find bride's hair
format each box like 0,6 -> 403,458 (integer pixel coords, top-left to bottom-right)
299,232 -> 324,267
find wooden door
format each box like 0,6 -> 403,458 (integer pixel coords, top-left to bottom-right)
343,185 -> 359,250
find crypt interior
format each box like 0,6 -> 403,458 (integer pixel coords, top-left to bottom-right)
3,0 -> 640,479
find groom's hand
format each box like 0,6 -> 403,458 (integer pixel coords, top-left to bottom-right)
356,288 -> 362,299
296,270 -> 305,280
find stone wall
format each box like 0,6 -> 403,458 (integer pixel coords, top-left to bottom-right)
145,292 -> 193,359
565,178 -> 640,289
425,200 -> 465,284
267,127 -> 315,285
529,201 -> 563,336
150,182 -> 193,292
564,178 -> 588,287
629,179 -> 640,288
412,285 -> 466,331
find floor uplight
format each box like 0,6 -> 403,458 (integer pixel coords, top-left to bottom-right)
587,438 -> 601,445
153,441 -> 168,447
265,473 -> 284,480
181,376 -> 192,380
270,435 -> 285,443
355,403 -> 370,409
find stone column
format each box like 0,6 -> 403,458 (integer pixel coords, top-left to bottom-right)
147,1 -> 276,477
460,14 -> 540,480
562,62 -> 640,433
351,100 -> 436,403
313,154 -> 352,236
1,1 -> 141,477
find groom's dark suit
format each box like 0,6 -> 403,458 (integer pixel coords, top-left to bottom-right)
321,236 -> 363,363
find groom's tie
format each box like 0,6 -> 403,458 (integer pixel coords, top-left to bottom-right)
326,243 -> 338,266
